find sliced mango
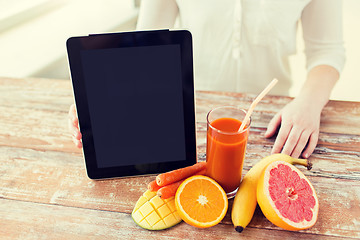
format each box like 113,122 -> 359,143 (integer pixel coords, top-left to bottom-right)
132,190 -> 182,230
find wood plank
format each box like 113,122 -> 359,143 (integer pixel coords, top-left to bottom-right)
0,146 -> 359,238
0,198 -> 357,240
0,77 -> 77,153
0,77 -> 73,112
195,122 -> 360,155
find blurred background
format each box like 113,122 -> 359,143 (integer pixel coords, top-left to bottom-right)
0,0 -> 359,101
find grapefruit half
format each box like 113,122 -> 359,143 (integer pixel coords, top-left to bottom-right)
257,161 -> 319,231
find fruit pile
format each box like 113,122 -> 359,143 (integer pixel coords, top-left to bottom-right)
131,153 -> 319,232
132,162 -> 227,229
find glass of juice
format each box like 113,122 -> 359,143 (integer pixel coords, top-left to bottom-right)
206,106 -> 251,199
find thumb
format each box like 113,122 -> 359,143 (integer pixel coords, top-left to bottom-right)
265,112 -> 281,138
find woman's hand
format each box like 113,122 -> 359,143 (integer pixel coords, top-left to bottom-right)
265,65 -> 340,158
68,104 -> 82,148
264,96 -> 322,159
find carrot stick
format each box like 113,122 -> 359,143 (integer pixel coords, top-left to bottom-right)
147,180 -> 161,192
157,180 -> 184,199
156,168 -> 208,199
156,162 -> 207,187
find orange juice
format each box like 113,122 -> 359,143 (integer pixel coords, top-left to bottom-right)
206,107 -> 250,198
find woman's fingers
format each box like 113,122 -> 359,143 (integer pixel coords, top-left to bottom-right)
72,129 -> 82,149
69,103 -> 76,117
265,112 -> 281,138
68,104 -> 82,148
72,137 -> 83,148
302,130 -> 319,158
271,123 -> 318,159
288,130 -> 311,158
271,121 -> 292,154
281,126 -> 303,157
73,129 -> 82,140
69,104 -> 78,125
68,104 -> 79,134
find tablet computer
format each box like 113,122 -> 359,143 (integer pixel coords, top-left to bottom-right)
66,30 -> 197,179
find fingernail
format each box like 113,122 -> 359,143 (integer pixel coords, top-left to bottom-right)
304,153 -> 309,159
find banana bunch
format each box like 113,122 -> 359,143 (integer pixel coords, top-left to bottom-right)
231,153 -> 312,232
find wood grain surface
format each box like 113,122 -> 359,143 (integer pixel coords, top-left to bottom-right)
0,77 -> 359,239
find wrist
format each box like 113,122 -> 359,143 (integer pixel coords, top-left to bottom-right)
295,89 -> 329,112
296,65 -> 339,110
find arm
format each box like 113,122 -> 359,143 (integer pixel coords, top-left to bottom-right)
265,0 -> 345,158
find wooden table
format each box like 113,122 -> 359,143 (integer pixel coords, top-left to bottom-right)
1,77 -> 359,239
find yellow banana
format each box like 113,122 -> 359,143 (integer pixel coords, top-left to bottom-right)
231,153 -> 311,233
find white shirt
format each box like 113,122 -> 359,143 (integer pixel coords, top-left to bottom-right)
138,0 -> 345,96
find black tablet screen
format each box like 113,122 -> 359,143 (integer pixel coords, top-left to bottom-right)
80,44 -> 186,168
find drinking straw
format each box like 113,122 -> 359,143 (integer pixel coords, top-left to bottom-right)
238,78 -> 278,132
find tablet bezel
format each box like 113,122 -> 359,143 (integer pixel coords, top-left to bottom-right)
67,30 -> 197,179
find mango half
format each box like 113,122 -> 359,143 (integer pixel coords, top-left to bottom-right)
132,190 -> 182,230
